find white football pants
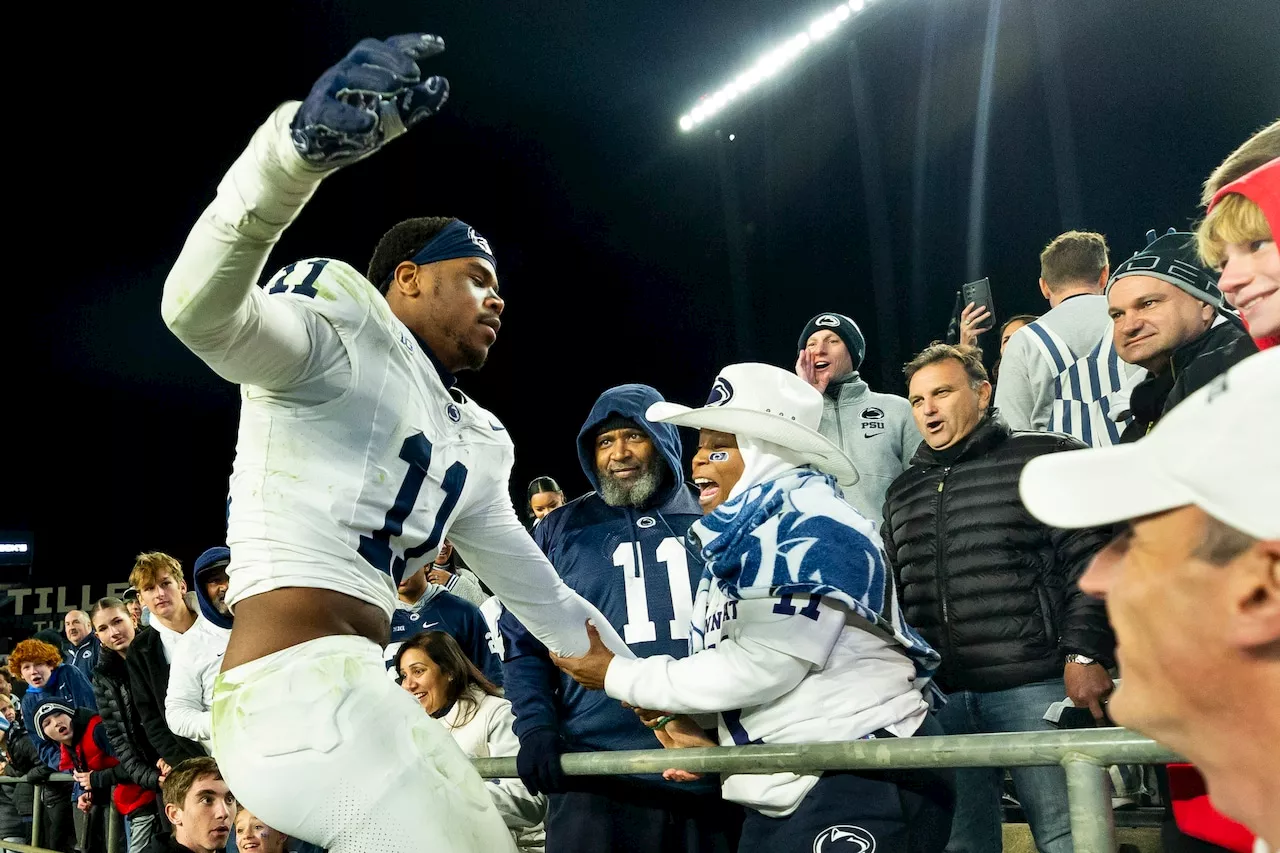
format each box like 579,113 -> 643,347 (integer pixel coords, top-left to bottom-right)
211,635 -> 515,853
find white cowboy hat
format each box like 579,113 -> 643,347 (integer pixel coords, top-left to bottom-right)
645,362 -> 860,486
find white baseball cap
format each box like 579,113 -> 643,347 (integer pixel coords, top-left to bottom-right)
1020,348 -> 1279,539
645,362 -> 860,486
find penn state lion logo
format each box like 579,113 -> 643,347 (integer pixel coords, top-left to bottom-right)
468,227 -> 494,256
813,825 -> 876,853
815,314 -> 842,328
706,376 -> 734,407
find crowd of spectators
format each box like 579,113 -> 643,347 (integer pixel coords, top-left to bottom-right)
2,95 -> 1275,853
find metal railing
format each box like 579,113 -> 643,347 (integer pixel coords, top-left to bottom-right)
3,729 -> 1182,853
474,728 -> 1182,853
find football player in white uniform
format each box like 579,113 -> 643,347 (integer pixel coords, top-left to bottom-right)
552,364 -> 954,853
160,33 -> 629,853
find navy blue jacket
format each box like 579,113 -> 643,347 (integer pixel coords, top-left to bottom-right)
386,586 -> 504,687
499,384 -> 711,791
66,637 -> 101,682
20,664 -> 99,769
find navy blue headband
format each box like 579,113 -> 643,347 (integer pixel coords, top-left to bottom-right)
410,219 -> 496,272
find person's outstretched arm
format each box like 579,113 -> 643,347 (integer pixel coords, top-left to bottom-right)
161,34 -> 450,392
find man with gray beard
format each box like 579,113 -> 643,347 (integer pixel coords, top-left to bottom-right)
499,383 -> 741,853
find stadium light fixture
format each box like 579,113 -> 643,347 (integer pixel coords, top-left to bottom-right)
678,0 -> 874,132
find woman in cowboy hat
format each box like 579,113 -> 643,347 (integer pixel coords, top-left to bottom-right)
551,362 -> 953,853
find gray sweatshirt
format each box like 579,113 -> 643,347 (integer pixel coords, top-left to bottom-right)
994,293 -> 1142,431
817,372 -> 922,531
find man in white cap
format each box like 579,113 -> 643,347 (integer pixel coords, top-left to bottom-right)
1020,348 -> 1279,851
551,362 -> 952,853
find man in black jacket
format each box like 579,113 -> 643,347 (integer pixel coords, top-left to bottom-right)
1107,230 -> 1257,442
883,343 -> 1115,853
125,554 -> 205,773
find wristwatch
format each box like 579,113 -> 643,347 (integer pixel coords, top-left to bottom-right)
1066,654 -> 1096,666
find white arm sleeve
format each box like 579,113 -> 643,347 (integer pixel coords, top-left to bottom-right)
482,701 -> 548,829
447,490 -> 634,660
160,101 -> 348,394
164,644 -> 212,745
604,597 -> 846,713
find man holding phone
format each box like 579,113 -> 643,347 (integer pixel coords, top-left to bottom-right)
795,311 -> 921,529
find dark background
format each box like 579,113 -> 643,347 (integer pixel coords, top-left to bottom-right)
7,0 -> 1278,636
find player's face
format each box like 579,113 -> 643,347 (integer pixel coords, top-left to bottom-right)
404,257 -> 503,373
1218,237 -> 1280,339
64,612 -> 91,645
397,566 -> 429,602
529,490 -> 565,519
398,647 -> 448,714
1000,319 -> 1030,354
203,569 -> 231,616
41,711 -> 74,744
140,573 -> 186,621
173,774 -> 236,853
804,330 -> 855,386
21,662 -> 53,688
93,607 -> 137,653
691,430 -> 745,513
234,809 -> 288,853
909,359 -> 991,450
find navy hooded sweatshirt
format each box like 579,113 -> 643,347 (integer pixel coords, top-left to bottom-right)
499,384 -> 712,791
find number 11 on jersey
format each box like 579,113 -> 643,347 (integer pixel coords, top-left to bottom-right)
613,537 -> 694,644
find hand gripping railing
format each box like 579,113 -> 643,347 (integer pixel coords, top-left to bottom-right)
474,728 -> 1183,853
2,729 -> 1184,853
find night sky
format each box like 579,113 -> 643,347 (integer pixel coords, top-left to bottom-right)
10,0 -> 1279,625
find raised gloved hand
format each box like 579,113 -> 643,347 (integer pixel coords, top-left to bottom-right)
291,33 -> 450,166
516,727 -> 567,795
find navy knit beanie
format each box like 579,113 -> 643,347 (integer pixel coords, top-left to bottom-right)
797,312 -> 866,369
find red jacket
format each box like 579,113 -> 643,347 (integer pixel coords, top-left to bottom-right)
60,713 -> 157,816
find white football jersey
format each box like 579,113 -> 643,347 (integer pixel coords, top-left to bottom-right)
225,257 -> 513,619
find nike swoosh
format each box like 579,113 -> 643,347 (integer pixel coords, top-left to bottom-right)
863,432 -> 883,438
421,622 -> 439,631
489,421 -> 506,431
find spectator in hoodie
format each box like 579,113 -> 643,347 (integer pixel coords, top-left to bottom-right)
64,611 -> 101,681
166,547 -> 235,754
146,757 -> 236,853
500,383 -> 740,853
234,809 -> 289,853
37,699 -> 158,853
387,543 -> 504,687
90,597 -> 165,853
125,552 -> 205,773
395,631 -> 546,851
794,312 -> 921,530
0,693 -> 35,845
1198,119 -> 1280,349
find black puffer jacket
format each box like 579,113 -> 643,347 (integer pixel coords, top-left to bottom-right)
881,412 -> 1115,693
125,626 -> 204,767
93,647 -> 161,790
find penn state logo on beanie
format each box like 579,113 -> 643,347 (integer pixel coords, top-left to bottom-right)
1106,229 -> 1223,308
797,312 -> 866,369
34,701 -> 75,734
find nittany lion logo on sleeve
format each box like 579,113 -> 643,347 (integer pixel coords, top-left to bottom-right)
813,825 -> 876,852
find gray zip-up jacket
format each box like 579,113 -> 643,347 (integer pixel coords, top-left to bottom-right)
817,372 -> 922,531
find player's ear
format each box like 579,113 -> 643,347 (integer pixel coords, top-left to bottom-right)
391,262 -> 423,298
